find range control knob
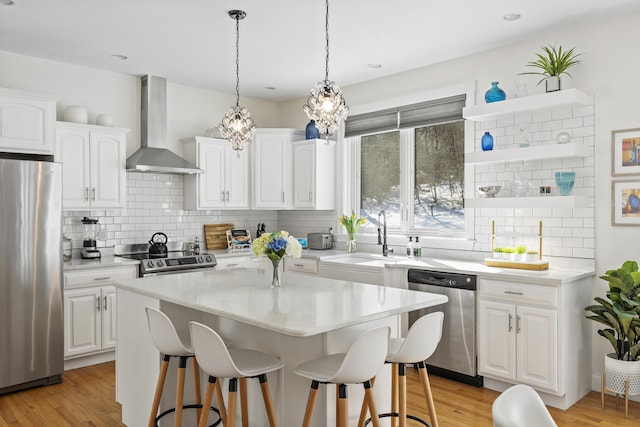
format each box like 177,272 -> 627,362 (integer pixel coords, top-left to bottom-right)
156,260 -> 164,267
146,261 -> 154,268
198,256 -> 204,263
205,255 -> 212,263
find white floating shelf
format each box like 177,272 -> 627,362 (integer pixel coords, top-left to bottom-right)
463,88 -> 592,122
465,142 -> 592,165
465,195 -> 588,209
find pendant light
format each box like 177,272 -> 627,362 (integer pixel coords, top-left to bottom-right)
303,0 -> 349,137
219,10 -> 256,152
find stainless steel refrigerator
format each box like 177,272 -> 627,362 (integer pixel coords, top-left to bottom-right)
0,154 -> 63,394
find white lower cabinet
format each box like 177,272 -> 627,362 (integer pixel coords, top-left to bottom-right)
63,266 -> 137,359
478,299 -> 557,391
284,257 -> 318,275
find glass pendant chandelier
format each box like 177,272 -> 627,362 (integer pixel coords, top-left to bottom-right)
219,10 -> 256,152
303,0 -> 349,137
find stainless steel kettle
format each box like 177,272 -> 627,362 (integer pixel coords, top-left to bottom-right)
148,232 -> 168,258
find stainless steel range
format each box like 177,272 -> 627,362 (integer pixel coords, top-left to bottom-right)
115,242 -> 217,276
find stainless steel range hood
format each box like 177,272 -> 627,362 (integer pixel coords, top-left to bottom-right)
126,75 -> 202,174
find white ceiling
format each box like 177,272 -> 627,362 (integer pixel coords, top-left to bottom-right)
1,0 -> 639,102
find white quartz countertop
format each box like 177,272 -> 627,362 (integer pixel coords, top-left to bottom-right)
114,268 -> 448,337
63,255 -> 140,271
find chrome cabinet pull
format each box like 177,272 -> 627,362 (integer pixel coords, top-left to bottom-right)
282,192 -> 285,203
294,263 -> 304,267
516,315 -> 521,333
221,191 -> 225,201
96,296 -> 101,311
226,190 -> 230,201
226,263 -> 238,267
94,277 -> 111,281
92,187 -> 96,201
85,187 -> 89,201
504,290 -> 523,295
309,190 -> 312,200
103,296 -> 108,311
508,313 -> 513,332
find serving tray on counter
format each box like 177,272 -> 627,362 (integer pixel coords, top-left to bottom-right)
484,258 -> 549,270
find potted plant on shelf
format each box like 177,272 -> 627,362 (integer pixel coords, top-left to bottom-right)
585,260 -> 640,397
519,43 -> 582,92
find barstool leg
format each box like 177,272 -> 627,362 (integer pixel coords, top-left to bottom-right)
417,361 -> 439,427
337,384 -> 348,427
199,376 -> 216,427
239,377 -> 249,427
302,380 -> 320,427
149,354 -> 171,427
174,356 -> 188,427
391,364 -> 399,427
227,378 -> 238,427
398,363 -> 407,427
192,357 -> 202,422
258,374 -> 278,427
357,376 -> 375,427
214,377 -> 228,424
363,379 -> 381,427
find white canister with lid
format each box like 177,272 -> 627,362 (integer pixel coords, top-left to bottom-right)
64,105 -> 88,124
96,114 -> 113,127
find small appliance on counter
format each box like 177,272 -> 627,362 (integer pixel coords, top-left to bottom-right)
81,217 -> 101,259
307,232 -> 333,250
256,223 -> 266,238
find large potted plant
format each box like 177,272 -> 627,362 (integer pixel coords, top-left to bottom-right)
585,260 -> 640,396
520,43 -> 582,92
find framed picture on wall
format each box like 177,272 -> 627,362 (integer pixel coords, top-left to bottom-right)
612,128 -> 640,176
612,180 -> 640,225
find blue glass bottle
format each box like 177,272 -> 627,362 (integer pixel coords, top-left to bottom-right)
481,132 -> 494,151
305,120 -> 321,139
485,82 -> 506,103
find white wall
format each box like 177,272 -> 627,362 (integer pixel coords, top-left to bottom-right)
279,11 -> 640,384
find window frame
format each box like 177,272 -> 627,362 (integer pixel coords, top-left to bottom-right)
338,83 -> 476,250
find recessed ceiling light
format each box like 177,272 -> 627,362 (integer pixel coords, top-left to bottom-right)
503,13 -> 521,21
0,0 -> 15,5
264,86 -> 276,91
110,54 -> 128,61
367,63 -> 382,69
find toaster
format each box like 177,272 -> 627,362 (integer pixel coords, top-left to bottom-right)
307,233 -> 334,250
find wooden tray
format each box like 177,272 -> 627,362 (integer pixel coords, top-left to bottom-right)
204,223 -> 234,250
485,258 -> 549,270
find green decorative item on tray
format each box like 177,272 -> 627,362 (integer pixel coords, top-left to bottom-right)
519,43 -> 582,92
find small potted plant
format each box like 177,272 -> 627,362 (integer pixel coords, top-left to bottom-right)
516,245 -> 527,261
585,260 -> 640,396
525,250 -> 539,262
493,247 -> 504,259
502,247 -> 517,261
519,43 -> 582,92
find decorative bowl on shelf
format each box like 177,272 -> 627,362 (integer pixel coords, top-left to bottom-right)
554,171 -> 575,196
477,185 -> 501,198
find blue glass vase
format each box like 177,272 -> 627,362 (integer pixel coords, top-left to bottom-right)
481,132 -> 494,151
305,120 -> 321,139
485,82 -> 506,103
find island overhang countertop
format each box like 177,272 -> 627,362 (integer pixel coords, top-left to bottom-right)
113,267 -> 448,337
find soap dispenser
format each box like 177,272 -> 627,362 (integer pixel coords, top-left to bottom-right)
414,236 -> 422,258
406,236 -> 414,258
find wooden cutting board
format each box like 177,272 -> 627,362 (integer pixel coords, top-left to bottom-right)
204,223 -> 234,249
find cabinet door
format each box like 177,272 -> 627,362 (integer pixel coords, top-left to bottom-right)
64,287 -> 101,358
293,143 -> 314,208
225,147 -> 249,208
253,133 -> 291,209
198,142 -> 226,208
0,91 -> 56,154
517,305 -> 558,391
478,300 -> 516,381
101,286 -> 118,350
57,127 -> 91,209
90,131 -> 126,209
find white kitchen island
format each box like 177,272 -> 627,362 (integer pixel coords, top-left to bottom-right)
114,267 -> 447,427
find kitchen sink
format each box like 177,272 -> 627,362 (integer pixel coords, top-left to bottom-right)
322,253 -> 406,268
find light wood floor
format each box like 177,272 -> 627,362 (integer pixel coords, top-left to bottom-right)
0,362 -> 639,426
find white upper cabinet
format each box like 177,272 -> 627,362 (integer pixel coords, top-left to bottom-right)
292,139 -> 336,210
252,129 -> 304,209
56,122 -> 128,210
0,87 -> 57,155
182,136 -> 249,210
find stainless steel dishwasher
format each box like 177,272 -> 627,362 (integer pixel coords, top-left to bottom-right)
408,269 -> 483,386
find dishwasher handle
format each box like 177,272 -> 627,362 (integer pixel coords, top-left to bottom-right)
408,269 -> 477,290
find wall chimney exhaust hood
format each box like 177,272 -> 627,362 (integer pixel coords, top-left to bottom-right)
126,75 -> 202,174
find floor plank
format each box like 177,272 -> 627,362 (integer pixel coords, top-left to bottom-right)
0,362 -> 639,426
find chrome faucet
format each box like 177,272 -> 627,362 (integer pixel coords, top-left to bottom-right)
377,210 -> 393,257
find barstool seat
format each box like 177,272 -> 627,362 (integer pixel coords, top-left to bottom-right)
188,321 -> 284,427
145,307 -> 221,427
294,326 -> 390,427
361,312 -> 444,427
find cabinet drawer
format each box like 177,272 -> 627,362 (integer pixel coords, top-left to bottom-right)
64,266 -> 137,289
216,257 -> 250,270
285,258 -> 318,274
480,279 -> 558,308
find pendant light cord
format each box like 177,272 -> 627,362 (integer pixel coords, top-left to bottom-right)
235,14 -> 240,107
324,0 -> 330,82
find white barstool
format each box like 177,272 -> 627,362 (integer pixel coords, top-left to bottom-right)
145,307 -> 220,427
492,384 -> 557,427
294,326 -> 390,427
360,312 -> 444,427
188,321 -> 284,427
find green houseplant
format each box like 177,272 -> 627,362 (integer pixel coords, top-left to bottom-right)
585,260 -> 640,396
520,44 -> 582,92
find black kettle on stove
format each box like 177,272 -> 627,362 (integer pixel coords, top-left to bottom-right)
148,232 -> 168,258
